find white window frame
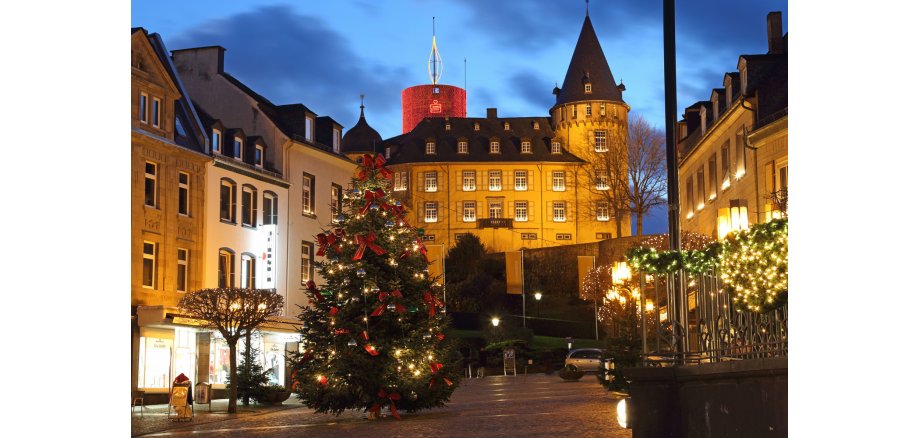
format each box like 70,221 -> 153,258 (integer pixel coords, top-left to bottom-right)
585,83 -> 592,93
301,242 -> 314,285
595,171 -> 610,190
597,201 -> 610,221
212,129 -> 221,153
488,200 -> 503,219
489,141 -> 500,154
139,92 -> 148,124
263,192 -> 278,225
551,142 -> 561,154
424,201 -> 438,223
142,241 -> 157,289
600,104 -> 606,116
585,104 -> 592,117
331,184 -> 342,218
305,117 -> 313,141
552,171 -> 565,191
463,201 -> 476,222
514,170 -> 527,191
241,254 -> 256,289
241,185 -> 256,227
572,105 -> 577,118
178,171 -> 189,216
394,171 -> 408,191
474,122 -> 480,131
144,161 -> 158,208
254,145 -> 264,168
218,249 -> 234,288
458,141 -> 468,154
521,141 -> 532,154
488,170 -> 502,191
424,171 -> 438,192
462,171 -> 476,191
594,130 -> 608,152
553,201 -> 566,222
426,141 -> 436,155
333,128 -> 341,153
514,201 -> 528,222
233,137 -> 243,160
152,97 -> 161,128
220,179 -> 236,223
445,123 -> 451,131
302,173 -> 314,215
504,122 -> 510,130
177,248 -> 188,292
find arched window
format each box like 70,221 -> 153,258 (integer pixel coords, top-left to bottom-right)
241,184 -> 257,227
219,178 -> 237,223
263,191 -> 278,225
218,248 -> 235,288
241,253 -> 256,289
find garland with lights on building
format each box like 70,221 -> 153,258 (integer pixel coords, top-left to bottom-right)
292,153 -> 459,419
626,218 -> 788,313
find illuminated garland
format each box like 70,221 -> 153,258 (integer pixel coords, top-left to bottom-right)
626,244 -> 720,275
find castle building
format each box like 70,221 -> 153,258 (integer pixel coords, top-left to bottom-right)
677,12 -> 788,240
351,13 -> 631,252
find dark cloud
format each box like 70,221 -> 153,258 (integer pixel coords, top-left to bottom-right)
507,71 -> 555,115
168,5 -> 409,137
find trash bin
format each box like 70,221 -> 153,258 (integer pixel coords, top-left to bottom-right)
195,382 -> 211,404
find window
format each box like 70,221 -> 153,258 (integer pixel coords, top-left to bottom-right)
514,170 -> 527,191
696,168 -> 705,211
152,97 -> 161,128
700,107 -> 707,134
474,122 -> 480,131
515,201 -> 528,222
425,202 -> 438,223
504,122 -> 510,130
333,128 -> 341,153
212,129 -> 221,153
463,201 -> 476,222
685,178 -> 694,219
599,104 -> 606,116
556,233 -> 572,241
302,173 -> 315,215
144,162 -> 158,208
585,104 -> 592,117
585,83 -> 592,93
424,171 -> 438,192
233,137 -> 242,160
142,241 -> 157,289
301,242 -> 314,285
445,123 -> 451,131
177,248 -> 188,292
139,92 -> 148,124
735,129 -> 747,179
241,185 -> 256,227
394,171 -> 408,191
263,192 -> 278,225
218,249 -> 235,288
458,141 -> 468,154
708,154 -> 718,201
488,199 -> 503,218
178,172 -> 189,216
594,130 -> 608,152
597,232 -> 612,239
552,171 -> 565,191
241,254 -> 256,289
219,178 -> 236,223
331,184 -> 342,218
254,145 -> 264,168
553,201 -> 566,222
551,142 -> 562,154
521,233 -> 537,240
720,142 -> 731,189
385,147 -> 391,159
595,171 -> 609,190
462,171 -> 476,191
521,141 -> 532,154
533,121 -> 540,130
426,141 -> 436,155
571,105 -> 577,118
489,141 -> 500,154
305,117 -> 313,141
489,170 -> 502,191
597,201 -> 610,221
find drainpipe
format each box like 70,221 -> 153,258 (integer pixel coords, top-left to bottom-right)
739,96 -> 760,223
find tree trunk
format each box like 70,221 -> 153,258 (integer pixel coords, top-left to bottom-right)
243,331 -> 252,406
228,338 -> 238,413
636,214 -> 644,236
614,210 -> 624,237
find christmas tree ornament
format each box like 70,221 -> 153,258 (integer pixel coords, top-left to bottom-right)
348,338 -> 358,347
385,220 -> 395,228
356,268 -> 366,278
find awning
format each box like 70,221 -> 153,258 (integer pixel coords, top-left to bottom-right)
135,305 -> 302,334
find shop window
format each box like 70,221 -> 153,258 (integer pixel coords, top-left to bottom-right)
209,337 -> 232,385
137,335 -> 172,389
172,328 -> 197,387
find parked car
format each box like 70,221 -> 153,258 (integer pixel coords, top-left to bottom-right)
564,348 -> 605,372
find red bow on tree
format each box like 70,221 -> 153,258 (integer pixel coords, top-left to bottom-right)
369,388 -> 401,420
370,290 -> 407,316
357,154 -> 394,180
316,232 -> 338,257
329,307 -> 339,317
333,328 -> 350,335
422,291 -> 444,317
364,344 -> 380,356
306,280 -> 323,303
381,203 -> 406,220
358,188 -> 387,215
428,362 -> 453,389
436,333 -> 445,342
317,375 -> 328,387
416,239 -> 429,262
352,232 -> 386,260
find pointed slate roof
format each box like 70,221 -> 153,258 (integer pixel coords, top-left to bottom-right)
342,104 -> 383,154
556,15 -> 623,106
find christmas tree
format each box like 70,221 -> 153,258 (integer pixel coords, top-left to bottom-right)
292,153 -> 459,419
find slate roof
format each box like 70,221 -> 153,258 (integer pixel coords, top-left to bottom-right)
384,116 -> 584,164
555,15 -> 623,106
342,106 -> 383,154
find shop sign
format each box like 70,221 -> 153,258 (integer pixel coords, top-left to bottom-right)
261,224 -> 277,288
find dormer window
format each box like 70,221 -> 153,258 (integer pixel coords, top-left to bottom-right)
713,98 -> 720,120
333,128 -> 341,153
504,122 -> 510,130
457,140 -> 468,154
489,140 -> 500,154
254,144 -> 264,168
445,122 -> 451,131
551,141 -> 562,154
426,141 -> 436,155
533,121 -> 539,130
700,107 -> 708,134
304,117 -> 313,142
212,129 -> 221,153
584,83 -> 592,93
740,62 -> 748,95
726,82 -> 733,103
521,140 -> 532,154
233,137 -> 242,160
385,147 -> 391,159
474,122 -> 480,131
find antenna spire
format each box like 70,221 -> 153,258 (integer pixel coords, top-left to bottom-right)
428,17 -> 443,85
586,0 -> 589,17
359,94 -> 365,118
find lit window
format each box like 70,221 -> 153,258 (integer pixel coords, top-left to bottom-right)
552,171 -> 565,191
218,249 -> 235,288
331,184 -> 342,218
533,122 -> 540,129
394,171 -> 408,191
735,129 -> 747,179
597,232 -> 612,239
445,122 -> 451,131
177,248 -> 188,292
254,145 -> 264,168
462,171 -> 476,191
553,201 -> 566,222
572,105 -> 577,118
142,241 -> 157,289
458,141 -> 468,154
305,117 -> 313,141
600,104 -> 606,116
463,201 -> 476,222
515,201 -> 528,222
474,122 -> 480,131
521,141 -> 532,154
585,104 -> 592,117
697,168 -> 705,211
595,171 -> 609,190
721,142 -> 731,189
333,128 -> 341,153
551,142 -> 562,154
426,141 -> 436,155
708,154 -> 718,201
424,171 -> 438,192
301,242 -> 314,285
514,170 -> 527,191
178,172 -> 189,216
488,199 -> 503,218
263,192 -> 278,225
139,92 -> 148,124
144,162 -> 158,208
241,254 -> 256,289
490,141 -> 500,154
425,202 -> 438,223
504,122 -> 510,130
233,137 -> 242,160
241,185 -> 257,227
556,233 -> 572,241
302,173 -> 314,215
489,170 -> 502,191
152,97 -> 161,128
585,83 -> 592,93
597,202 -> 610,221
685,178 -> 695,219
212,129 -> 221,153
220,178 -> 236,223
594,131 -> 608,152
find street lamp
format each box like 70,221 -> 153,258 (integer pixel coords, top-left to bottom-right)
491,317 -> 500,327
533,292 -> 542,318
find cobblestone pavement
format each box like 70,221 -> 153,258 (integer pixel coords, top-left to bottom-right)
133,373 -> 632,437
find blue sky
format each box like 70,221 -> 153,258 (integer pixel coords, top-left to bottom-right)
132,0 -> 788,235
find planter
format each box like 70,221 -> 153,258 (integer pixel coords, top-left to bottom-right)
257,386 -> 292,405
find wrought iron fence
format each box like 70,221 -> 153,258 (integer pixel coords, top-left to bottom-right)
636,267 -> 787,366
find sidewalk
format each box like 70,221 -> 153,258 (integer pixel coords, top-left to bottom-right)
131,397 -> 303,437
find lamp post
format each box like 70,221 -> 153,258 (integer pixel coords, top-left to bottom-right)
534,292 -> 542,318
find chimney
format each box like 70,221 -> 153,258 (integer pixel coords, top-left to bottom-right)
486,108 -> 497,119
767,12 -> 785,54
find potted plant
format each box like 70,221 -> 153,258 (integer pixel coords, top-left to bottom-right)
559,364 -> 585,381
256,385 -> 292,405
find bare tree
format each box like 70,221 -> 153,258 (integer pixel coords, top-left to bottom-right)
178,288 -> 284,413
577,125 -> 631,237
625,115 -> 667,235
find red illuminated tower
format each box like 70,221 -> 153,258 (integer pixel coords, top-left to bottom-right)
401,18 -> 466,133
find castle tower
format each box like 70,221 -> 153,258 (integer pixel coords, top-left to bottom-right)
401,18 -> 466,133
342,94 -> 383,162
